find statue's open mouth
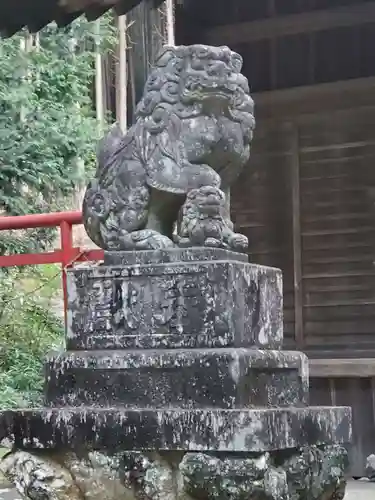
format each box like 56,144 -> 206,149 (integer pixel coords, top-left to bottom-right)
201,81 -> 237,98
183,79 -> 237,104
203,90 -> 233,101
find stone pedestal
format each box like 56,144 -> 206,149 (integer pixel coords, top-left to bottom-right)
0,249 -> 351,500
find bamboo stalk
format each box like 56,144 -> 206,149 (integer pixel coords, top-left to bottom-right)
95,19 -> 104,130
116,14 -> 127,133
19,31 -> 33,122
34,32 -> 40,51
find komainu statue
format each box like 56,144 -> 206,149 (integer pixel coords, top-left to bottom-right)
83,44 -> 255,252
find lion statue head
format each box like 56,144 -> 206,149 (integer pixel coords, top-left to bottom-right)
136,44 -> 254,135
133,45 -> 255,194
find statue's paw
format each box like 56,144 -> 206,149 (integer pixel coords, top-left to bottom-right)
150,235 -> 176,250
228,233 -> 248,252
204,237 -> 223,248
130,230 -> 175,250
175,237 -> 193,248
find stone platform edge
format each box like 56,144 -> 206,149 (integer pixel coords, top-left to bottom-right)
103,247 -> 250,265
0,406 -> 351,452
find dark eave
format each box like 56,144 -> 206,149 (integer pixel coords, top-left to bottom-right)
0,0 -> 162,37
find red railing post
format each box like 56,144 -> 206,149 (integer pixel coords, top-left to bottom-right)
60,220 -> 74,329
0,211 -> 104,330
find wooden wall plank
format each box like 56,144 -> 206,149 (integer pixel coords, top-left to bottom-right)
205,2 -> 375,44
233,94 -> 375,355
310,376 -> 375,477
291,124 -> 304,349
254,77 -> 375,120
299,109 -> 375,354
310,359 -> 375,378
231,122 -> 295,344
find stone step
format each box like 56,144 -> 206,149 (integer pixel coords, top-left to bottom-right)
45,348 -> 309,408
0,406 -> 350,452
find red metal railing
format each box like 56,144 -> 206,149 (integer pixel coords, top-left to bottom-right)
0,211 -> 104,323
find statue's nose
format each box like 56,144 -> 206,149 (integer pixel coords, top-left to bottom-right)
207,61 -> 230,77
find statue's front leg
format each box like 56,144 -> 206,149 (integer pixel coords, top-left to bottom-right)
142,188 -> 184,249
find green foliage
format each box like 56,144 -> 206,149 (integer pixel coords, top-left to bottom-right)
0,15 -> 115,254
0,17 -> 116,406
0,265 -> 64,408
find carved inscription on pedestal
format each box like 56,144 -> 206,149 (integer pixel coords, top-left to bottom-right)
68,266 -> 214,341
67,261 -> 283,350
110,272 -> 209,336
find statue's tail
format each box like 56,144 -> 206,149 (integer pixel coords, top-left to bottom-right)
96,123 -> 125,180
82,124 -> 125,249
83,123 -> 167,250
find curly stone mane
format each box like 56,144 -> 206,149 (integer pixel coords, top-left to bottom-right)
134,44 -> 255,136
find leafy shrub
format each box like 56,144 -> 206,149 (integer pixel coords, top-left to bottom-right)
0,266 -> 64,408
0,16 -> 115,254
0,16 -> 116,406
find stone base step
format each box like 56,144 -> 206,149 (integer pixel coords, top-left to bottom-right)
45,348 -> 309,408
0,406 -> 351,452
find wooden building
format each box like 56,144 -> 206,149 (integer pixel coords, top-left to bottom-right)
176,0 -> 375,476
1,0 -> 375,476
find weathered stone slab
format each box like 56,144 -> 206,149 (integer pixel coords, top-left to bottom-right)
0,445 -> 349,500
67,260 -> 283,350
104,248 -> 249,265
45,349 -> 309,408
0,407 -> 351,452
366,454 -> 375,481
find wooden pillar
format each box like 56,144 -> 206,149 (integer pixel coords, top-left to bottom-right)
165,0 -> 175,45
291,123 -> 304,349
268,0 -> 277,90
126,0 -> 175,123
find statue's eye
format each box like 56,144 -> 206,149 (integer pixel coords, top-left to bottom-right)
172,60 -> 183,72
191,58 -> 205,71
